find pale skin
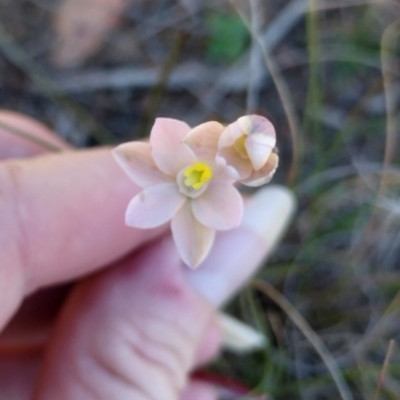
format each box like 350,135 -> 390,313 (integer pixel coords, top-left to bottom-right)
0,110 -> 294,400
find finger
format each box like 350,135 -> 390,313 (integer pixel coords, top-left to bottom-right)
0,111 -> 73,347
0,110 -> 70,159
0,148 -> 166,329
184,185 -> 295,307
192,317 -> 221,367
34,236 -> 215,400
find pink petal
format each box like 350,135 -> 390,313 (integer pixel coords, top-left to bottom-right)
214,159 -> 241,182
239,115 -> 276,171
191,182 -> 243,230
217,120 -> 252,179
218,121 -> 244,149
150,118 -> 195,176
237,115 -> 275,140
241,152 -> 279,187
245,134 -> 274,171
184,121 -> 225,162
125,183 -> 185,228
113,142 -> 169,188
217,147 -> 252,179
171,202 -> 215,269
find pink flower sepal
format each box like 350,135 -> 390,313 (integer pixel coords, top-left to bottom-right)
113,118 -> 243,269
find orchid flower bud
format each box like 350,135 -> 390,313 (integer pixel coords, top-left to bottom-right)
217,115 -> 279,187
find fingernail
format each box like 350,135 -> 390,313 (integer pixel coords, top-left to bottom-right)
184,185 -> 296,307
242,185 -> 296,250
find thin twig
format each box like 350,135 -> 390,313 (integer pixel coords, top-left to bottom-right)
372,339 -> 396,400
253,279 -> 354,400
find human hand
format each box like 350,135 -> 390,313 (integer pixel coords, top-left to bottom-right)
0,111 -> 294,400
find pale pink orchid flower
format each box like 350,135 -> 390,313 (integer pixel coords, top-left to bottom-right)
185,114 -> 279,187
113,118 -> 243,269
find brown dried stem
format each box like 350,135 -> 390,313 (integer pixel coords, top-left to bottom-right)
253,279 -> 354,400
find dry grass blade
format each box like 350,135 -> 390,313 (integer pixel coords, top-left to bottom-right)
380,20 -> 400,192
231,0 -> 302,185
354,289 -> 400,355
373,340 -> 396,400
253,37 -> 302,186
246,0 -> 264,113
253,279 -> 354,400
139,31 -> 187,136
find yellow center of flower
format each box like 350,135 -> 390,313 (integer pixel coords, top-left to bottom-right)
234,135 -> 249,159
183,162 -> 213,190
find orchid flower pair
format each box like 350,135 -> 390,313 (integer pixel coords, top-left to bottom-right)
113,115 -> 279,268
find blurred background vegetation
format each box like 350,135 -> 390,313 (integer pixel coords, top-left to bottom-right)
1,0 -> 400,398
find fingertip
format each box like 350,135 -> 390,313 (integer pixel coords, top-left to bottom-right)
0,110 -> 70,159
242,185 -> 296,247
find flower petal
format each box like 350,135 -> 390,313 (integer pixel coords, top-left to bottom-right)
171,202 -> 215,269
218,120 -> 244,149
214,158 -> 241,182
240,115 -> 276,170
192,182 -> 243,230
217,147 -> 252,179
241,152 -> 279,187
184,121 -> 225,162
125,183 -> 185,228
113,142 -> 169,188
244,134 -> 274,171
150,118 -> 195,176
217,120 -> 252,179
237,115 -> 275,139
